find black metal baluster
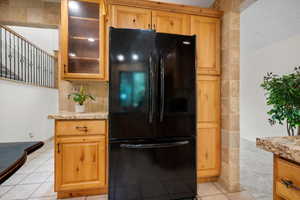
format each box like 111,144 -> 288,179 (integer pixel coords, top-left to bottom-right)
13,34 -> 16,80
20,39 -> 24,81
4,30 -> 7,78
30,44 -> 33,84
0,27 -> 2,78
9,32 -> 12,79
39,50 -> 42,86
17,36 -> 19,80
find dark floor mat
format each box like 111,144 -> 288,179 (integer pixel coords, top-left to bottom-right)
0,141 -> 44,184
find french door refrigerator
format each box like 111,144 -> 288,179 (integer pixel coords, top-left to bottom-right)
109,28 -> 196,200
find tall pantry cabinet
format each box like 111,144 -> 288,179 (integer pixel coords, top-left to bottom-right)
108,1 -> 222,182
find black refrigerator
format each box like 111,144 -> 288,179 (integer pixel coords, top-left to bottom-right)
109,28 -> 196,200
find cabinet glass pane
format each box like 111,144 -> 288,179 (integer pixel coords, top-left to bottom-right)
68,0 -> 100,74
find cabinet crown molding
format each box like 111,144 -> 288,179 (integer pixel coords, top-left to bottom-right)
108,0 -> 223,18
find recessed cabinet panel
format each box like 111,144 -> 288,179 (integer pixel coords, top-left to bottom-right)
111,5 -> 152,29
197,75 -> 220,123
197,123 -> 220,178
55,136 -> 106,192
152,11 -> 190,35
191,16 -> 220,75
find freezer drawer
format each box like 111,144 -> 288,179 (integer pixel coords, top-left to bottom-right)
109,138 -> 196,200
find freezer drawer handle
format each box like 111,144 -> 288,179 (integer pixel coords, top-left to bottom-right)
120,141 -> 189,149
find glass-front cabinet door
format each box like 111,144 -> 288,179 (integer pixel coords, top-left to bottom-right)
61,0 -> 106,80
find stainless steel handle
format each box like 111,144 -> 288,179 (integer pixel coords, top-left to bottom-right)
120,141 -> 189,149
281,179 -> 300,191
160,56 -> 165,122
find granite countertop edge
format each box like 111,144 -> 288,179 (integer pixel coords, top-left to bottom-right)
48,112 -> 108,120
256,136 -> 300,164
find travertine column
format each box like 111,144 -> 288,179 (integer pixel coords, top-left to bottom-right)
212,0 -> 241,192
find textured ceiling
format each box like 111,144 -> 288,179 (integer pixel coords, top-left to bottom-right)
241,0 -> 300,54
150,0 -> 215,7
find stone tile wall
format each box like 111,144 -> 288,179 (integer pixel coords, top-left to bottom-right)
0,0 -> 60,28
212,0 -> 241,193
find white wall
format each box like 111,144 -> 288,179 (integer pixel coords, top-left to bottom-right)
241,0 -> 300,141
0,80 -> 58,142
8,26 -> 59,55
0,26 -> 58,142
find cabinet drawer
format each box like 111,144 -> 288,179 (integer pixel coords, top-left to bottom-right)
56,120 -> 106,136
276,157 -> 300,200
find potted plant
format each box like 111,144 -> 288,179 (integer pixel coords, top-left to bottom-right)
261,67 -> 300,136
68,86 -> 95,113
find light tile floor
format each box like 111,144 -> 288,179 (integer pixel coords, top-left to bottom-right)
0,140 -> 256,200
240,139 -> 273,200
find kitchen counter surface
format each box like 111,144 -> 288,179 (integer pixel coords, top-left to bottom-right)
257,136 -> 300,163
48,112 -> 108,120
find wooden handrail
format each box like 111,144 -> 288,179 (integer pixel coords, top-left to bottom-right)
0,24 -> 56,58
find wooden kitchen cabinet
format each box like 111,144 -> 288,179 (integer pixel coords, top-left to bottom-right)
191,16 -> 220,75
196,75 -> 221,180
55,136 -> 106,191
152,11 -> 190,35
60,0 -> 107,80
54,120 -> 108,198
274,156 -> 300,200
110,6 -> 189,35
111,5 -> 151,29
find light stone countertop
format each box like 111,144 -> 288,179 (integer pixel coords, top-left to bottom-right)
48,112 -> 108,120
256,136 -> 300,163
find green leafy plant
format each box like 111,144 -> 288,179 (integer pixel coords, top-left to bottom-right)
261,67 -> 300,136
68,86 -> 95,105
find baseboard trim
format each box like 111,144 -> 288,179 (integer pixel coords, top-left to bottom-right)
57,187 -> 108,199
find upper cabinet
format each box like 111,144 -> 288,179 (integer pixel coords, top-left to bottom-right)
191,16 -> 220,75
111,5 -> 151,29
110,5 -> 189,35
152,11 -> 190,35
61,0 -> 106,80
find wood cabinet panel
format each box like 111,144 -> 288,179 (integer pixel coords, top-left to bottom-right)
56,120 -> 107,136
197,75 -> 220,123
274,156 -> 300,200
191,16 -> 220,75
197,123 -> 220,178
55,136 -> 106,192
196,75 -> 220,179
152,11 -> 190,35
111,5 -> 151,29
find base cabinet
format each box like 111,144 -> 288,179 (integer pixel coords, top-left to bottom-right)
274,156 -> 300,200
54,120 -> 107,198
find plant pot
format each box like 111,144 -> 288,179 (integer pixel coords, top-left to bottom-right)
75,104 -> 85,113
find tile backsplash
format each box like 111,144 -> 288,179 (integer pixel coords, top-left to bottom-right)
59,80 -> 108,113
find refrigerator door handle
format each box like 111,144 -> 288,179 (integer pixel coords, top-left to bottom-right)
120,140 -> 189,149
149,54 -> 154,124
160,56 -> 165,122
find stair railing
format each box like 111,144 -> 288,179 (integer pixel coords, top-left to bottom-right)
0,25 -> 57,88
